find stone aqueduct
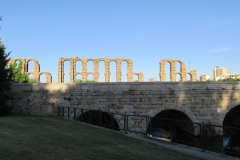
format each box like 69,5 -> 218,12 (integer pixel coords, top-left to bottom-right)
9,57 -> 201,83
7,57 -> 240,134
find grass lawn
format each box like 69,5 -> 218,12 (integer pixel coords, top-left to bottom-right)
0,116 -> 202,160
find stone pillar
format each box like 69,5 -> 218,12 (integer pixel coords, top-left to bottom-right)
127,60 -> 133,82
116,60 -> 122,82
94,59 -> 99,82
58,58 -> 63,83
181,62 -> 187,82
82,60 -> 87,82
191,70 -> 197,81
46,73 -> 52,83
105,60 -> 110,82
39,72 -> 52,83
170,62 -> 176,82
200,75 -> 207,81
159,60 -> 166,82
22,59 -> 27,72
69,59 -> 74,83
139,73 -> 144,82
150,78 -> 154,82
33,60 -> 40,83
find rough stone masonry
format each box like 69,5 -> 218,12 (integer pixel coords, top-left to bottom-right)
8,82 -> 240,128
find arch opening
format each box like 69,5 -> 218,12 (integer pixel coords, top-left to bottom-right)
165,62 -> 171,81
222,105 -> 240,156
75,74 -> 82,82
121,61 -> 128,82
63,60 -> 70,83
27,60 -> 34,72
186,74 -> 192,81
98,61 -> 105,82
133,74 -> 139,82
87,60 -> 94,72
110,61 -> 116,82
28,73 -> 34,79
176,74 -> 181,82
86,74 -> 94,82
147,110 -> 200,146
40,74 -> 46,83
15,60 -> 21,66
75,60 -> 82,72
176,62 -> 181,72
78,110 -> 120,131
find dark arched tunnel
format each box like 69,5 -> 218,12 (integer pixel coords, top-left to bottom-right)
222,105 -> 240,156
78,110 -> 120,131
147,109 -> 200,146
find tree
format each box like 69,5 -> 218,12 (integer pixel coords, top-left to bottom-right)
8,61 -> 30,83
0,17 -> 13,115
0,44 -> 13,115
218,77 -> 240,82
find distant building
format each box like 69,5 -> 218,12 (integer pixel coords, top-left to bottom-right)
200,75 -> 210,81
214,67 -> 227,80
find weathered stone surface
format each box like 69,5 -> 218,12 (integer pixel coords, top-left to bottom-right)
8,82 -> 240,128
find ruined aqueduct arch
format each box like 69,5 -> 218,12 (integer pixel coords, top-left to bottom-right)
159,59 -> 197,82
8,58 -> 202,83
9,58 -> 52,83
58,57 -> 143,83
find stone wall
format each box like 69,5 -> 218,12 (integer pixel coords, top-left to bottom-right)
8,82 -> 240,126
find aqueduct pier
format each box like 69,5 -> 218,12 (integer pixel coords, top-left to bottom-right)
9,82 -> 240,133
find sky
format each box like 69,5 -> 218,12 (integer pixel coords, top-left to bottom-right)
1,0 -> 240,83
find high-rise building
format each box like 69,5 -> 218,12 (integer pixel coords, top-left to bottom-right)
214,67 -> 227,80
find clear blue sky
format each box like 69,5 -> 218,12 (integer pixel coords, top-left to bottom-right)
1,0 -> 240,82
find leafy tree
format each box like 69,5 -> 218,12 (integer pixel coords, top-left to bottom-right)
8,61 -> 29,83
7,60 -> 38,83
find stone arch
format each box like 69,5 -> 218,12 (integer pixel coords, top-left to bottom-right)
27,73 -> 35,80
133,73 -> 139,82
97,59 -> 106,82
186,73 -> 192,81
159,60 -> 172,82
147,106 -> 198,124
86,73 -> 94,82
25,59 -> 40,72
147,108 -> 199,138
9,58 -> 26,71
121,60 -> 128,82
39,72 -> 52,83
77,109 -> 120,131
222,102 -> 240,126
86,59 -> 94,72
175,73 -> 182,82
160,59 -> 190,82
74,73 -> 82,82
74,59 -> 83,72
109,59 -> 117,82
58,58 -> 74,83
133,73 -> 144,82
125,59 -> 133,82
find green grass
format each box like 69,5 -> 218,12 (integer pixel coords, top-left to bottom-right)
0,116 -> 201,160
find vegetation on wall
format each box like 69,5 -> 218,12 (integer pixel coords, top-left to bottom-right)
74,79 -> 95,83
218,77 -> 240,82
